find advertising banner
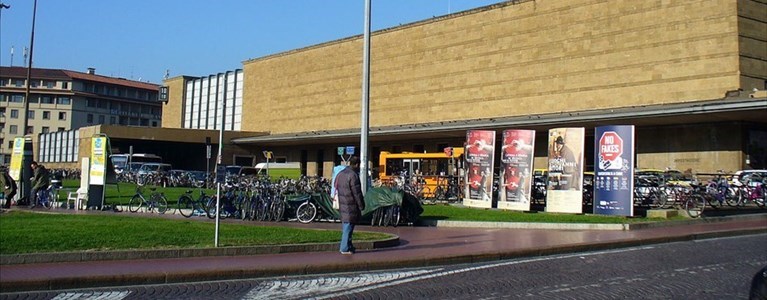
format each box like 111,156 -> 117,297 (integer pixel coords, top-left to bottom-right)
463,130 -> 495,208
593,125 -> 635,216
9,137 -> 25,181
90,137 -> 107,186
546,127 -> 584,214
498,129 -> 535,211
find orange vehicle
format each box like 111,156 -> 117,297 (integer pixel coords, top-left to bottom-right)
378,147 -> 465,198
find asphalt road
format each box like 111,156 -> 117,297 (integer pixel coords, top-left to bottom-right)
3,233 -> 765,299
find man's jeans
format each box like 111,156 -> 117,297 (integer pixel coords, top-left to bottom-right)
340,222 -> 356,253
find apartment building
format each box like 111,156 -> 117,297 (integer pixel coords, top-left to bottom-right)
0,66 -> 162,164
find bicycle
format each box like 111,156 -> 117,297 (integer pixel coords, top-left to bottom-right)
177,189 -> 210,218
128,186 -> 169,214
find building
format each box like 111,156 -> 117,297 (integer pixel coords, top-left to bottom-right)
0,66 -> 163,164
162,0 -> 764,177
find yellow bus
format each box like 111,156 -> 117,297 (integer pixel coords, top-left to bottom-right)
378,147 -> 465,198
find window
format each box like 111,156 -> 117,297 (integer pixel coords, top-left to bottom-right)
10,109 -> 18,118
9,125 -> 17,134
62,81 -> 69,89
42,111 -> 50,119
57,127 -> 65,131
40,96 -> 54,104
87,114 -> 94,123
58,112 -> 66,120
98,115 -> 105,124
10,95 -> 24,103
28,110 -> 34,120
110,116 -> 116,124
26,126 -> 32,134
30,80 -> 39,87
7,141 -> 12,149
56,96 -> 71,105
151,121 -> 158,127
14,80 -> 24,87
45,81 -> 54,88
28,95 -> 38,103
41,127 -> 49,134
86,99 -> 96,107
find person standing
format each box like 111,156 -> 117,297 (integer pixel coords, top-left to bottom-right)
29,161 -> 50,208
0,166 -> 17,209
335,156 -> 365,254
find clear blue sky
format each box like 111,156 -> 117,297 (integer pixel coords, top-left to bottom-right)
0,0 -> 501,84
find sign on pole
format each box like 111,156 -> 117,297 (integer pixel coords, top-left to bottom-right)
90,137 -> 107,186
9,137 -> 25,181
594,125 -> 635,216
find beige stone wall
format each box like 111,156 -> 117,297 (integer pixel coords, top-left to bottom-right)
738,0 -> 767,90
161,76 -> 187,129
242,0 -> 746,135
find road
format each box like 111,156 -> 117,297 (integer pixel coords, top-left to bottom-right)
2,233 -> 765,299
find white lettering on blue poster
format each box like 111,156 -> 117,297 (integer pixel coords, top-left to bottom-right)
593,125 -> 635,216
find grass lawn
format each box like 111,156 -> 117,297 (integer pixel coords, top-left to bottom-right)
420,204 -> 681,223
0,211 -> 391,255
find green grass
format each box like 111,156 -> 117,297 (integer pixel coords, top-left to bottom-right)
421,204 -> 681,223
0,211 -> 391,255
56,179 -> 213,206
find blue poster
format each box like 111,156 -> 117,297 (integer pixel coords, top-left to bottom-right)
593,125 -> 635,216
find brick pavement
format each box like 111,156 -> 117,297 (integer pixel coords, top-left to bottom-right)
0,208 -> 765,292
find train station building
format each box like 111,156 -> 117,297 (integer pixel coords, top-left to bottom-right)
161,0 -> 767,178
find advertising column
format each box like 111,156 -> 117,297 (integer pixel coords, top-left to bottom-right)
594,125 -> 635,216
87,135 -> 108,209
546,128 -> 585,214
8,137 -> 25,181
498,129 -> 535,211
464,130 -> 495,208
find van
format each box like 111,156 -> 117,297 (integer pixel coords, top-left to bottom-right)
249,162 -> 301,180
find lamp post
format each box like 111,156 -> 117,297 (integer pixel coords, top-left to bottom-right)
0,3 -> 10,67
22,0 -> 38,136
360,0 -> 371,193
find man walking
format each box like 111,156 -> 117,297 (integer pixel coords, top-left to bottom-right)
29,161 -> 50,208
335,156 -> 365,254
1,166 -> 17,209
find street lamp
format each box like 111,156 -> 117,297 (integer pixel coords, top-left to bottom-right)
0,3 -> 10,67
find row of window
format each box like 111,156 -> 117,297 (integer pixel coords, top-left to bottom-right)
85,98 -> 161,115
2,124 -> 64,137
81,82 -> 157,101
2,78 -> 69,89
0,108 -> 66,120
0,93 -> 71,105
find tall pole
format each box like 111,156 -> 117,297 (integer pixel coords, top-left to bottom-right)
22,0 -> 37,136
0,3 -> 10,67
214,72 -> 229,248
360,0 -> 371,193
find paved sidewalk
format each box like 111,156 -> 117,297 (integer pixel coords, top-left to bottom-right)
0,209 -> 765,292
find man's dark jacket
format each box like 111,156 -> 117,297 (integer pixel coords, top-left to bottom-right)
335,167 -> 365,223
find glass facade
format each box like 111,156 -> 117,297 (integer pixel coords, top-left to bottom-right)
183,69 -> 243,131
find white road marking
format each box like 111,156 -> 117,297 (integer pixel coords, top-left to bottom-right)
51,291 -> 130,300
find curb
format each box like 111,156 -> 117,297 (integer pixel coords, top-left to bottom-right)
0,236 -> 400,265
419,212 -> 767,230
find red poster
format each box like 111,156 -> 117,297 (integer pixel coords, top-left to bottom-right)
498,130 -> 535,211
464,130 -> 496,208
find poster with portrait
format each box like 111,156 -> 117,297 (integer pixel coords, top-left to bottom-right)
463,130 -> 496,208
593,125 -> 635,216
546,127 -> 584,214
498,129 -> 535,211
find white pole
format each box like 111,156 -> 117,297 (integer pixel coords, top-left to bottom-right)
360,0 -> 371,193
214,72 -> 230,247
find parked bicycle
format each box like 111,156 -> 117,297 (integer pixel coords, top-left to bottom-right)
128,186 -> 169,214
177,189 -> 211,218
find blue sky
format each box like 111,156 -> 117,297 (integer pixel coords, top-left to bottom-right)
0,0 -> 501,84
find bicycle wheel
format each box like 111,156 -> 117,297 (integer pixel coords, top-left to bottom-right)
756,187 -> 766,208
389,206 -> 401,227
685,194 -> 705,218
271,198 -> 286,222
206,196 -> 219,219
296,202 -> 317,223
178,195 -> 194,218
153,193 -> 169,214
725,187 -> 742,207
371,208 -> 381,226
240,197 -> 253,220
128,195 -> 143,213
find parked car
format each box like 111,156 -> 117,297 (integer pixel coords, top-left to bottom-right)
732,169 -> 767,188
137,163 -> 173,176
